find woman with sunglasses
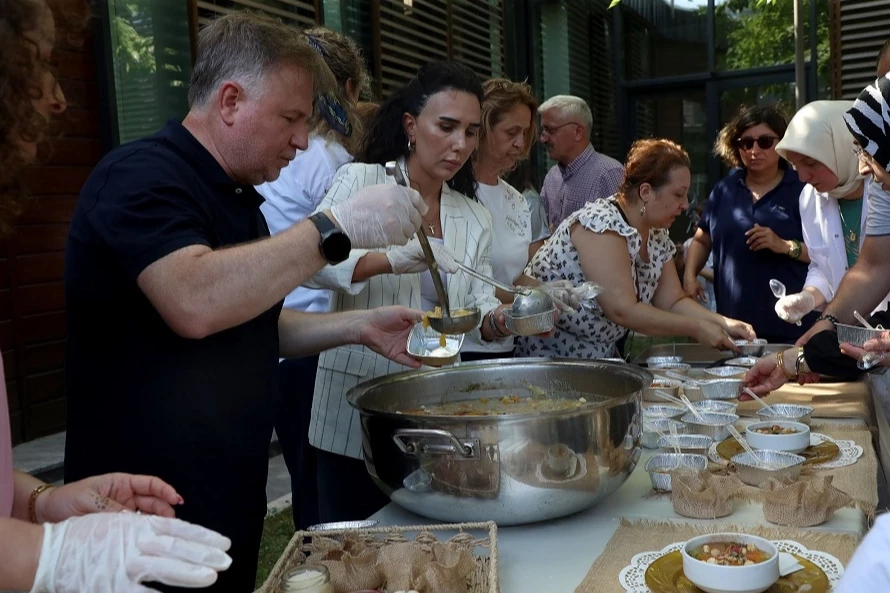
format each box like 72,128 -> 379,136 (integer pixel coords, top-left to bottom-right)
771,101 -> 883,326
684,104 -> 810,343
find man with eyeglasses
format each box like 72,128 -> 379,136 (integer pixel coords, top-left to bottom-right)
538,95 -> 624,230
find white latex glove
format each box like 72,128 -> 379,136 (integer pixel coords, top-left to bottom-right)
386,237 -> 460,275
774,291 -> 816,324
329,184 -> 426,249
30,512 -> 232,593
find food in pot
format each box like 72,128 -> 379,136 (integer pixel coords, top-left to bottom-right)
689,542 -> 771,566
399,394 -> 591,416
750,425 -> 799,435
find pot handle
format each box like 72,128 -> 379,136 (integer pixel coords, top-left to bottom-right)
392,428 -> 480,460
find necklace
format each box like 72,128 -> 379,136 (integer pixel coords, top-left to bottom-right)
837,200 -> 860,244
423,205 -> 440,235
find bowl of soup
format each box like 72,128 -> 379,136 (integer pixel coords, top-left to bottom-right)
682,533 -> 779,593
745,421 -> 810,453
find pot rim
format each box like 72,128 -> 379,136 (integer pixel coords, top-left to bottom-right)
346,357 -> 653,422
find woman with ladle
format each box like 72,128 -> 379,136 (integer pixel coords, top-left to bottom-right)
517,139 -> 756,359
304,61 -> 510,522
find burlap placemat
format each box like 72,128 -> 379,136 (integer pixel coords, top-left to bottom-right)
574,518 -> 861,593
736,381 -> 875,426
808,424 -> 879,513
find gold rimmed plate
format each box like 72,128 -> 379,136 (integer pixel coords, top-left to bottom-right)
644,551 -> 829,593
716,434 -> 839,466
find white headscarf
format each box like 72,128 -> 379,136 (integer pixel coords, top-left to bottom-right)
775,100 -> 865,199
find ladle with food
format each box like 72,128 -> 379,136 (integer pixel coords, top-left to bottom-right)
385,160 -> 480,334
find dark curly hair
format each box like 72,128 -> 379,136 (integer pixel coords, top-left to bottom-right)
0,0 -> 87,236
714,103 -> 790,169
357,61 -> 484,200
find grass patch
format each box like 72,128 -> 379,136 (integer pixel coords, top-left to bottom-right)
255,506 -> 296,589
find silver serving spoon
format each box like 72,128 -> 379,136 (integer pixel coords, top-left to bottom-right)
769,278 -> 801,326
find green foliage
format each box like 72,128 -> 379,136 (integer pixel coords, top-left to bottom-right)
111,2 -> 156,75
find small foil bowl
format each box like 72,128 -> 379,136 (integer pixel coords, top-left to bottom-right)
692,399 -> 738,414
644,379 -> 683,402
642,418 -> 684,449
651,362 -> 692,376
836,322 -> 884,347
725,356 -> 758,368
645,453 -> 708,491
647,355 -> 683,366
502,307 -> 555,336
681,411 -> 739,442
733,338 -> 768,357
657,434 -> 713,455
698,378 -> 743,400
406,323 -> 464,367
755,404 -> 814,426
732,450 -> 805,486
704,366 -> 747,378
643,405 -> 687,420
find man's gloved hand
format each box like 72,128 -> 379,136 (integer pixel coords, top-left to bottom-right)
329,184 -> 426,249
386,237 -> 460,275
30,512 -> 232,593
775,291 -> 816,324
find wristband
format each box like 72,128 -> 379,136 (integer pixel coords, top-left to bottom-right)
815,313 -> 839,327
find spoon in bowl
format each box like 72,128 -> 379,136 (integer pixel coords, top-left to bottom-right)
742,387 -> 777,416
726,424 -> 766,468
654,389 -> 705,422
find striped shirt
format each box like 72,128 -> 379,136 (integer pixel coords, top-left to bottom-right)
541,144 -> 624,230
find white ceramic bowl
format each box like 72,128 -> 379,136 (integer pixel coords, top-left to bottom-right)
682,533 -> 779,593
745,421 -> 810,453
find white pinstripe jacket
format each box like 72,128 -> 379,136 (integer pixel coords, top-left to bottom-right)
305,162 -> 502,458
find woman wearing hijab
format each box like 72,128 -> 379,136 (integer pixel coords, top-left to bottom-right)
772,101 -> 887,323
744,77 -> 890,392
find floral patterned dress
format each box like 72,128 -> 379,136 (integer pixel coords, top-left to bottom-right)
516,196 -> 676,359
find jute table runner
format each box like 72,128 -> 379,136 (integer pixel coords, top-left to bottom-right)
735,381 -> 874,426
796,424 -> 877,512
574,518 -> 861,593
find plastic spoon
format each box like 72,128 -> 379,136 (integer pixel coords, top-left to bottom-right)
654,389 -> 705,422
742,387 -> 777,416
769,278 -> 801,326
663,370 -> 706,388
726,424 -> 766,467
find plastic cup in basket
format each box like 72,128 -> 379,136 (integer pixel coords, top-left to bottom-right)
643,378 -> 683,402
692,399 -> 738,415
643,404 -> 686,421
731,450 -> 805,487
704,366 -> 746,378
836,322 -> 884,347
682,533 -> 780,593
745,421 -> 810,453
657,434 -> 712,455
642,418 -> 684,449
645,453 -> 708,491
754,404 -> 814,426
406,322 -> 464,367
732,339 -> 768,357
651,361 -> 692,376
699,378 -> 743,400
502,307 -> 556,336
681,411 -> 739,442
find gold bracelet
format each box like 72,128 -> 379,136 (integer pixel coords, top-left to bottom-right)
28,484 -> 53,524
776,349 -> 796,380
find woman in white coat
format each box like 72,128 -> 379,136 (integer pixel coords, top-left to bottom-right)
773,101 -> 888,323
305,62 -> 511,523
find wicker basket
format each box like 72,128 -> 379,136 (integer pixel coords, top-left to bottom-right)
259,521 -> 499,593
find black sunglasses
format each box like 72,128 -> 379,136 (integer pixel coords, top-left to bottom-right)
735,135 -> 780,151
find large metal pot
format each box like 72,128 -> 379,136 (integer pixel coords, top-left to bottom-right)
346,358 -> 652,525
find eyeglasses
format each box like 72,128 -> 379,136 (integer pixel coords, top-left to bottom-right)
735,135 -> 780,151
541,122 -> 580,137
851,145 -> 871,162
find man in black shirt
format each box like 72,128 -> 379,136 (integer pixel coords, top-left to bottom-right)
64,13 -> 428,592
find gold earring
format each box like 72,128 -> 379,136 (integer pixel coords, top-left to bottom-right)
639,203 -> 647,216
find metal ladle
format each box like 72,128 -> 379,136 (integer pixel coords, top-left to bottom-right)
384,161 -> 480,334
452,262 -> 555,316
